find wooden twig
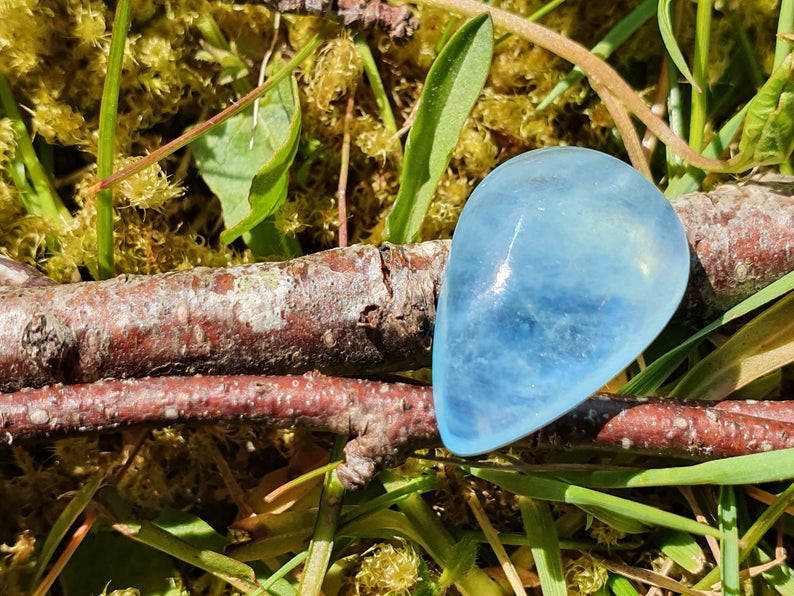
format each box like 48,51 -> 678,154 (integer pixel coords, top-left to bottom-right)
3,372 -> 794,489
1,178 -> 793,393
0,241 -> 446,392
233,0 -> 418,38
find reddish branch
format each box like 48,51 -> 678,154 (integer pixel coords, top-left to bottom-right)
670,174 -> 794,320
0,241 -> 446,393
1,178 -> 793,394
236,0 -> 418,38
2,372 -> 794,489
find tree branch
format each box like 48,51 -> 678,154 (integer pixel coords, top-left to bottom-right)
229,0 -> 418,38
1,178 -> 793,393
3,372 -> 794,489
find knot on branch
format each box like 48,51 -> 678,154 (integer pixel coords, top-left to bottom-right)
20,312 -> 77,384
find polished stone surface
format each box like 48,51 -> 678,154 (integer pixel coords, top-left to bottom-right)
432,147 -> 690,456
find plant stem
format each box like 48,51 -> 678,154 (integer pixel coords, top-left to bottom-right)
85,23 -> 332,197
0,74 -> 71,228
298,436 -> 347,595
96,0 -> 131,279
688,0 -> 712,152
421,0 -> 727,172
775,0 -> 794,70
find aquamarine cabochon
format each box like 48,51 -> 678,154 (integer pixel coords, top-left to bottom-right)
432,147 -> 690,456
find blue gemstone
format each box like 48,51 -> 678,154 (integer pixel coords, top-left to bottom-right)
432,147 -> 690,456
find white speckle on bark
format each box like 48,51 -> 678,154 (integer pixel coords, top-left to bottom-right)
163,406 -> 180,419
176,301 -> 189,325
28,409 -> 50,425
233,271 -> 289,332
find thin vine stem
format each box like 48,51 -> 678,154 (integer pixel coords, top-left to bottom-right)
85,22 -> 333,196
422,0 -> 728,173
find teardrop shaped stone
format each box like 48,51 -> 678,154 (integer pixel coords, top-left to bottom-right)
432,147 -> 690,456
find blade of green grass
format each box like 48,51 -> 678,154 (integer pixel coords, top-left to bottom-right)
606,573 -> 641,595
519,497 -> 567,596
96,0 -> 131,279
354,33 -> 398,139
129,521 -> 259,592
297,436 -> 346,596
718,486 -> 740,596
695,481 -> 794,590
250,551 -> 307,596
671,291 -> 794,400
537,0 -> 656,110
470,467 -> 724,539
531,449 -> 794,488
0,74 -> 70,228
30,474 -> 103,590
383,13 -> 493,243
658,0 -> 699,91
378,471 -> 503,595
775,0 -> 794,69
665,104 -> 748,196
619,268 -> 794,395
688,0 -> 712,152
655,529 -> 706,574
338,474 -> 439,527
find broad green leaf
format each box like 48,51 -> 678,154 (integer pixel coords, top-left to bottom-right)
470,467 -> 724,539
519,497 -> 566,596
153,507 -> 230,553
383,14 -> 493,243
32,474 -> 103,588
657,0 -> 699,91
655,529 -> 706,574
220,76 -> 301,243
191,68 -> 301,257
671,291 -> 794,400
133,521 -> 259,593
735,51 -> 794,168
538,0 -> 656,110
619,269 -> 794,395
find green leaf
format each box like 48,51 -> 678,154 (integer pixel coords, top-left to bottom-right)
32,474 -> 104,589
541,449 -> 794,488
655,529 -> 706,574
470,467 -> 724,539
153,507 -> 230,553
191,67 -> 301,257
538,0 -> 656,110
670,291 -> 794,400
607,573 -> 641,596
383,14 -> 493,244
519,497 -> 566,596
60,531 -> 181,596
719,486 -> 740,596
657,0 -> 700,91
735,51 -> 794,167
619,269 -> 794,395
132,521 -> 259,593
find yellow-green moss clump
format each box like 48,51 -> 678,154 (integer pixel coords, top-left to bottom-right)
0,0 -> 785,592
